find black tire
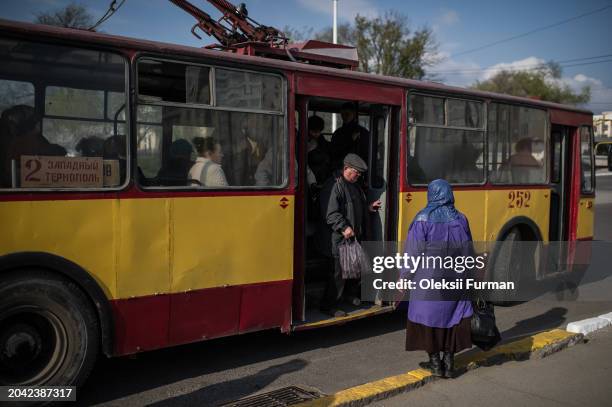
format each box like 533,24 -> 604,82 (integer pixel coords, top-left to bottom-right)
0,269 -> 99,387
489,228 -> 536,305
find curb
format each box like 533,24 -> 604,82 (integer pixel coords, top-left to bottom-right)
566,312 -> 612,334
295,329 -> 584,407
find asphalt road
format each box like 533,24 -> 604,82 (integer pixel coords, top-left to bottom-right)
77,173 -> 612,406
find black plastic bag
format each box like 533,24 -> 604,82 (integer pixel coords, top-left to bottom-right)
471,298 -> 502,351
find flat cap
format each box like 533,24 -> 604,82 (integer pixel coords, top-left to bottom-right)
343,153 -> 368,172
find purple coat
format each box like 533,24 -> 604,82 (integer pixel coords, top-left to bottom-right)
403,214 -> 474,328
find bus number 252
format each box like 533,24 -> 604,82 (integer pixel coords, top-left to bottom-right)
508,191 -> 531,208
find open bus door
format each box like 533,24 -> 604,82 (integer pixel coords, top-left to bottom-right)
292,97 -> 398,330
548,124 -> 574,276
292,95 -> 309,323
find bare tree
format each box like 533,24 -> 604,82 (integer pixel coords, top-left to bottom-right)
34,2 -> 95,30
286,12 -> 438,80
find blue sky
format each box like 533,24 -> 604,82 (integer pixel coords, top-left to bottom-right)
1,0 -> 611,113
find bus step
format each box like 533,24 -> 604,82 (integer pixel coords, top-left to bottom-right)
220,385 -> 323,406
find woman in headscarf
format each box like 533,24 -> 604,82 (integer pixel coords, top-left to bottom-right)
402,179 -> 473,378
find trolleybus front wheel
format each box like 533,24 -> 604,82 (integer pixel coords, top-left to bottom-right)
0,270 -> 99,387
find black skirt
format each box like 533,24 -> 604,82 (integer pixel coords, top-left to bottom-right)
405,316 -> 472,354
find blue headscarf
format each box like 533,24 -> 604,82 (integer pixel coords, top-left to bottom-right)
414,179 -> 459,223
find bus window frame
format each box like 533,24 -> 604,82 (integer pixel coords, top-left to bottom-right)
0,36 -> 131,193
487,102 -> 550,186
134,53 -> 290,191
407,91 -> 488,187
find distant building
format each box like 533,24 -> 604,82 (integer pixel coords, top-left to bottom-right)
594,112 -> 612,138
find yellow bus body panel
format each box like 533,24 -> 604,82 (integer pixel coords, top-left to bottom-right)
170,195 -> 294,293
0,195 -> 294,300
576,197 -> 594,239
398,189 -> 551,243
117,198 -> 171,299
0,199 -> 118,298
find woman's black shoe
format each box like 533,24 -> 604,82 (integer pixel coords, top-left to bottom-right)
426,352 -> 443,377
442,352 -> 454,378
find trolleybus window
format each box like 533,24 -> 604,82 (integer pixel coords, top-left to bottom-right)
215,68 -> 282,112
408,94 -> 485,185
0,38 -> 128,189
138,59 -> 211,105
580,126 -> 594,193
0,79 -> 34,112
136,58 -> 286,188
488,103 -> 548,184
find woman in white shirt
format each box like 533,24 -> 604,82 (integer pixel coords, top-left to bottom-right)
189,137 -> 228,187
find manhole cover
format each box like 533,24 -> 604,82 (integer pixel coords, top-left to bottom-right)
220,386 -> 323,407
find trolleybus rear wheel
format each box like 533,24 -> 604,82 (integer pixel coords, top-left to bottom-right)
490,227 -> 535,305
0,270 -> 99,387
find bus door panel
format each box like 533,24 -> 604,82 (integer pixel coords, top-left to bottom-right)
549,125 -> 572,272
367,105 -> 392,243
292,96 -> 308,323
550,125 -> 570,241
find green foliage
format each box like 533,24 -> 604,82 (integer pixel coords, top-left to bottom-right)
353,12 -> 436,79
313,23 -> 355,45
472,62 -> 590,105
286,11 -> 437,80
282,25 -> 315,43
34,2 -> 94,30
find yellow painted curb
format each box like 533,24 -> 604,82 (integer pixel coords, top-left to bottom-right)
296,329 -> 583,407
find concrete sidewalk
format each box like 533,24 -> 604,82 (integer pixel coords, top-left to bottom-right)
375,326 -> 612,407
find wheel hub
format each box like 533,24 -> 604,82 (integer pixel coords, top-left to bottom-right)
1,323 -> 43,368
0,308 -> 67,385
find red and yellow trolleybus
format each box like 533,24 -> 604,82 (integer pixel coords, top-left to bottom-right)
0,19 -> 595,387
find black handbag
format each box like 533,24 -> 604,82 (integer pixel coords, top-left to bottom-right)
471,298 -> 502,351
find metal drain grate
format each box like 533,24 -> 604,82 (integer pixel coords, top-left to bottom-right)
220,386 -> 323,407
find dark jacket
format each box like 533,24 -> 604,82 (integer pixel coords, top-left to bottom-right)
228,136 -> 262,186
308,137 -> 332,185
319,170 -> 368,256
330,120 -> 370,169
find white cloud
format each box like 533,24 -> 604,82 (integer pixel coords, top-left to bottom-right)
481,56 -> 546,80
425,51 -> 482,86
560,74 -> 611,114
296,0 -> 379,21
438,9 -> 459,26
427,54 -> 612,113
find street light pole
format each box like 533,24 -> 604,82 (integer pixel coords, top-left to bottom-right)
333,0 -> 338,44
332,0 -> 338,132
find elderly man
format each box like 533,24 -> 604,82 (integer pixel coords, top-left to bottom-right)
319,153 -> 381,317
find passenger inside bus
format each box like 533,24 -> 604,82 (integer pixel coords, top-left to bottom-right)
154,138 -> 194,186
330,102 -> 370,169
307,115 -> 332,185
227,115 -> 265,186
189,136 -> 228,187
0,105 -> 67,187
305,115 -> 329,237
103,134 -> 128,183
75,136 -> 105,157
499,137 -> 542,183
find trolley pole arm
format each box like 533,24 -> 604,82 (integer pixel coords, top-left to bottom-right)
203,0 -> 287,45
168,0 -> 246,45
